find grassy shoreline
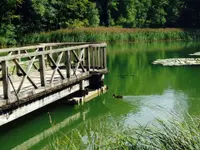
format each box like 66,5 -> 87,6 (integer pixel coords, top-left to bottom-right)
18,27 -> 200,45
47,115 -> 200,150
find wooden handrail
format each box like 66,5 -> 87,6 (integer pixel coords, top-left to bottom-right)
0,45 -> 44,53
40,42 -> 99,47
0,42 -> 106,53
0,45 -> 89,61
0,43 -> 107,62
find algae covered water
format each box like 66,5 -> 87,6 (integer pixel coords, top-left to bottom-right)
1,41 -> 200,149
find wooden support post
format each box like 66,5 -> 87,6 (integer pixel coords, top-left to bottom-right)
92,47 -> 95,70
49,46 -> 53,67
96,47 -> 100,69
83,48 -> 86,67
100,47 -> 104,69
80,80 -> 84,91
66,51 -> 71,78
16,50 -> 21,76
99,47 -> 102,69
86,47 -> 90,71
2,61 -> 10,99
98,47 -> 101,69
103,47 -> 107,69
39,48 -> 46,86
96,47 -> 99,69
95,47 -> 97,69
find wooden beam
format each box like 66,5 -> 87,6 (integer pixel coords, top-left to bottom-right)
97,47 -> 100,68
95,47 -> 98,69
50,52 -> 65,83
13,59 -> 38,89
86,47 -> 90,71
66,51 -> 71,78
47,54 -> 65,81
0,45 -> 44,53
103,47 -> 107,69
72,49 -> 85,72
40,42 -> 97,47
0,45 -> 90,62
48,46 -> 53,67
89,43 -> 107,47
24,49 -> 39,70
101,47 -> 104,68
2,61 -> 10,99
17,54 -> 37,93
39,51 -> 46,86
16,50 -> 21,76
0,43 -> 106,54
92,47 -> 95,70
99,47 -> 101,68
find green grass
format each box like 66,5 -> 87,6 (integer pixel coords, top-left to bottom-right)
20,27 -> 200,45
46,114 -> 200,150
1,27 -> 200,46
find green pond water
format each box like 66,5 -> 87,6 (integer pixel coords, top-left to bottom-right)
1,41 -> 200,149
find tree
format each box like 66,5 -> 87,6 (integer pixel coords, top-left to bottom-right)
135,0 -> 152,27
148,0 -> 168,27
87,2 -> 100,27
0,0 -> 23,44
116,0 -> 137,27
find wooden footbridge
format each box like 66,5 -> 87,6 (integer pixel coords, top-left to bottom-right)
0,42 -> 108,126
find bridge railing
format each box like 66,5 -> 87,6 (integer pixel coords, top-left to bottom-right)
0,43 -> 107,101
0,42 -> 100,57
0,42 -> 104,75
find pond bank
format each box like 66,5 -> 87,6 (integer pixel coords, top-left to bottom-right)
19,27 -> 200,45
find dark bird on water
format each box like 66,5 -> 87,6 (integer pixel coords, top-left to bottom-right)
113,94 -> 123,99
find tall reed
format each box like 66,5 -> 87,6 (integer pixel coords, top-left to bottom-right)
20,28 -> 200,45
47,114 -> 200,150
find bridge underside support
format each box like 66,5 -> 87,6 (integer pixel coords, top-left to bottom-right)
89,74 -> 105,89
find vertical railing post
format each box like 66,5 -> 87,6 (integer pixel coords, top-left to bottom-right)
16,50 -> 21,76
92,47 -> 95,70
86,46 -> 91,71
99,47 -> 102,69
96,47 -> 98,69
49,46 -> 53,67
97,47 -> 100,69
39,47 -> 46,86
101,47 -> 104,69
66,50 -> 71,79
103,47 -> 107,69
82,48 -> 86,67
2,60 -> 10,99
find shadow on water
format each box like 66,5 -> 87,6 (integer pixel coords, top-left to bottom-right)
1,41 -> 200,149
0,96 -> 111,150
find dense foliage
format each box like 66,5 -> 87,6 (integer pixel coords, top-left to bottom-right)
0,0 -> 200,45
